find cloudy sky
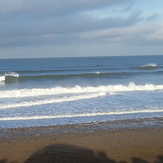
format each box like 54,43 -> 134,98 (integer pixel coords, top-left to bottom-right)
0,0 -> 163,58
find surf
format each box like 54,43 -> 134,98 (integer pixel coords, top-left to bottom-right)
1,82 -> 163,99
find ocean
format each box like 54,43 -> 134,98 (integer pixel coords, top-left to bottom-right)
0,55 -> 163,129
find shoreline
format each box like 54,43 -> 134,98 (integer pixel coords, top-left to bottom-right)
0,117 -> 163,138
0,118 -> 163,163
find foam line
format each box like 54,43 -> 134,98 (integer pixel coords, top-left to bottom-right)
0,92 -> 106,110
1,83 -> 163,99
0,109 -> 163,121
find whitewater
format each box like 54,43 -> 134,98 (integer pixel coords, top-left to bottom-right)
0,55 -> 163,128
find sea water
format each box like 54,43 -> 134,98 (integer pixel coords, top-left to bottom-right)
0,55 -> 163,128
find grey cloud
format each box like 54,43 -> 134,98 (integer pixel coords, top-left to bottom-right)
0,0 -> 135,18
0,9 -> 143,47
121,2 -> 134,12
146,13 -> 159,22
2,0 -> 160,48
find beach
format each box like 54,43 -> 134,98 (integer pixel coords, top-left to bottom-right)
0,122 -> 163,163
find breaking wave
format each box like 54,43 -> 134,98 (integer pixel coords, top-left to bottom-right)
5,72 -> 19,83
1,82 -> 163,99
134,63 -> 158,70
0,76 -> 5,82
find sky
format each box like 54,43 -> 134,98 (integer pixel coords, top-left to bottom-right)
0,0 -> 163,58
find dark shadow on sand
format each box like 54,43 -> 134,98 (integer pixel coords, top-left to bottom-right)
25,144 -> 115,163
0,144 -> 163,163
0,159 -> 17,163
24,144 -> 163,163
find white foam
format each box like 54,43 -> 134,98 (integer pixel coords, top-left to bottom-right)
1,109 -> 163,121
0,92 -> 106,110
0,76 -> 5,82
5,72 -> 19,77
1,82 -> 163,98
142,63 -> 157,67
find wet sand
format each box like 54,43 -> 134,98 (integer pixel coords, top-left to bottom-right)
0,122 -> 163,163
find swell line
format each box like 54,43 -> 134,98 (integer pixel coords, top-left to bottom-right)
19,72 -> 133,80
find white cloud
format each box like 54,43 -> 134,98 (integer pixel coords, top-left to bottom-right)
80,22 -> 163,46
144,24 -> 163,42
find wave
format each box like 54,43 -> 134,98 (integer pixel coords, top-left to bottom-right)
1,109 -> 163,121
1,83 -> 163,99
4,72 -> 133,83
0,71 -> 134,83
2,64 -> 163,84
134,63 -> 158,70
5,72 -> 19,83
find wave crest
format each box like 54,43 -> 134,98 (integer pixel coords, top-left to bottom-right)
135,63 -> 158,70
5,72 -> 19,83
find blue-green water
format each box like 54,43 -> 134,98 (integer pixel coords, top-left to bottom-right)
0,55 -> 163,128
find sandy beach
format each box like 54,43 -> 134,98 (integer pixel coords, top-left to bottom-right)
0,122 -> 163,163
